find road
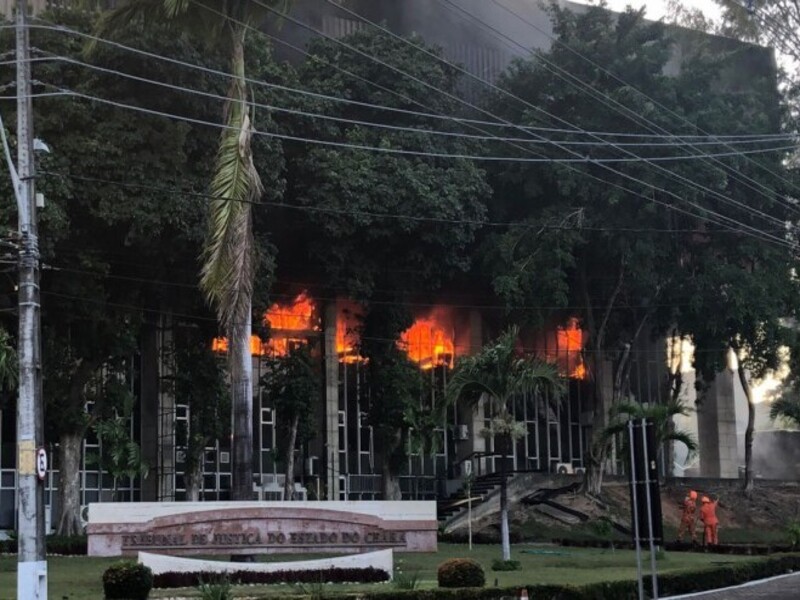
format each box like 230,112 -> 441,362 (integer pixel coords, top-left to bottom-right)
666,572 -> 800,599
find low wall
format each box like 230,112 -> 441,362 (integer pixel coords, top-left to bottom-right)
139,548 -> 394,579
88,501 -> 436,556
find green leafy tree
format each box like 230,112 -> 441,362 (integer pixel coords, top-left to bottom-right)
91,380 -> 149,501
96,0 -> 288,501
170,329 -> 229,502
715,1 -> 800,68
0,4 -> 260,531
447,327 -> 562,561
260,344 -> 319,500
483,2 -> 792,497
281,27 -> 490,498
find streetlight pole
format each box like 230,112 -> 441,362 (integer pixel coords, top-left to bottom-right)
15,0 -> 47,597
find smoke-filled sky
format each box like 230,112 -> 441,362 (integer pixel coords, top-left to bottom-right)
574,0 -> 723,21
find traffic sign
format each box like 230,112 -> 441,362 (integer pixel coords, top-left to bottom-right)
36,447 -> 47,481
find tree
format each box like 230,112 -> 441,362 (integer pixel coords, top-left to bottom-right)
260,344 -> 319,500
681,261 -> 798,495
715,1 -> 800,69
97,0 -> 288,502
91,380 -> 149,501
447,327 -> 562,561
171,330 -> 229,502
483,2 -> 792,497
281,27 -> 490,498
602,399 -> 698,478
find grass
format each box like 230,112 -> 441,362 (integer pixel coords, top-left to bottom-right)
0,544 -> 760,599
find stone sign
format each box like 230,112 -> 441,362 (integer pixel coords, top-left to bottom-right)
87,501 -> 437,556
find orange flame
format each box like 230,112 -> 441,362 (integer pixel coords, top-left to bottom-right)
211,292 -> 320,357
336,301 -> 363,363
399,311 -> 455,369
556,318 -> 586,380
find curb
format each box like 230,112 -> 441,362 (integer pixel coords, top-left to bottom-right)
663,570 -> 799,598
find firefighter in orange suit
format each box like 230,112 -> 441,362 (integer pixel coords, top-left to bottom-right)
700,496 -> 720,545
677,490 -> 698,543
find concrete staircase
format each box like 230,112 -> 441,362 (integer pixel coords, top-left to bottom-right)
437,472 -> 511,523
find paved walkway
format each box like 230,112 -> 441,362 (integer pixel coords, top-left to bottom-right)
665,572 -> 800,599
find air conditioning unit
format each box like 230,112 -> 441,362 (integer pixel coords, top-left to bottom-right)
574,467 -> 586,476
219,451 -> 230,465
175,450 -> 186,463
555,462 -> 574,475
456,424 -> 470,441
306,456 -> 319,477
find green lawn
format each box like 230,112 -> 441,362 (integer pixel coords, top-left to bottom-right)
0,544 -> 761,599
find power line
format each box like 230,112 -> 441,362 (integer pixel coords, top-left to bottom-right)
432,0 -> 798,222
29,83 -> 798,166
24,21 -> 794,247
36,169 -> 789,235
477,0 -> 800,208
35,288 -> 744,357
198,1 -> 796,248
28,51 -> 800,150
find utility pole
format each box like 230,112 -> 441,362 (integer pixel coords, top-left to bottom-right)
15,0 -> 48,597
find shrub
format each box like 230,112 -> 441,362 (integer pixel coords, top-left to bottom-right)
153,566 -> 389,589
0,534 -> 87,555
198,576 -> 232,600
787,521 -> 800,547
490,559 -> 520,571
102,561 -> 153,600
393,568 -> 422,590
437,558 -> 485,588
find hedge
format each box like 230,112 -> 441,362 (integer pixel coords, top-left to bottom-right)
153,566 -> 389,589
355,554 -> 800,599
556,538 -> 794,555
0,535 -> 87,555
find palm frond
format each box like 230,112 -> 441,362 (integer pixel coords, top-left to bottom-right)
89,0 -> 166,55
200,95 -> 263,329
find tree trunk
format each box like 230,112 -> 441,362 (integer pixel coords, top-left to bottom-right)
284,413 -> 300,501
225,27 -> 256,505
185,449 -> 203,502
230,309 -> 254,501
56,430 -> 84,536
381,460 -> 402,500
737,363 -> 756,497
499,451 -> 511,561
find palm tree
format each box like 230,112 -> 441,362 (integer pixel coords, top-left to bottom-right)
95,0 -> 287,501
601,399 -> 698,478
446,327 -> 562,561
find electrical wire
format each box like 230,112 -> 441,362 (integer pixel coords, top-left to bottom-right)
26,50 -> 800,150
36,169 -> 789,235
29,83 -> 799,166
478,0 -> 800,211
430,0 -> 799,222
31,85 -> 797,248
19,21 -> 795,246
9,21 -> 800,140
246,0 -> 795,241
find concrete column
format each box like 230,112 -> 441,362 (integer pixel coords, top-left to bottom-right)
157,315 -> 175,501
139,319 -> 159,501
698,370 -> 739,478
323,302 -> 340,500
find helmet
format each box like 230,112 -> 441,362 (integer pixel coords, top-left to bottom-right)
701,496 -> 710,503
689,490 -> 698,500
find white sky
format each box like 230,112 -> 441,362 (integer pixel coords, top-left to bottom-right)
574,0 -> 723,22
